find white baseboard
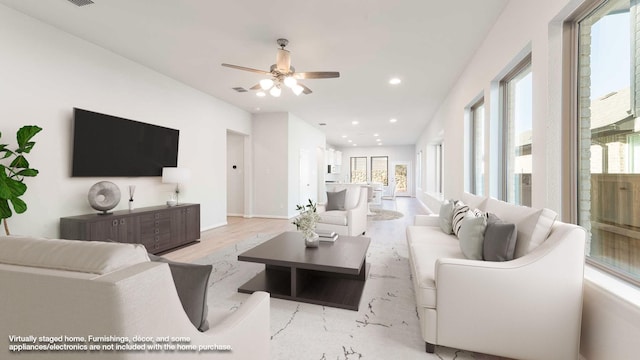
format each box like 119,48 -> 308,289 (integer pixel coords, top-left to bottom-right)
201,222 -> 227,232
250,214 -> 292,220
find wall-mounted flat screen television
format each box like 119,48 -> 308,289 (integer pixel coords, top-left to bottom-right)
72,108 -> 179,177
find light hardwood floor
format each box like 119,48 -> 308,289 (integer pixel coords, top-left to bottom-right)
162,197 -> 431,263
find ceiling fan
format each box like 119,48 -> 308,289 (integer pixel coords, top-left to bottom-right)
222,38 -> 340,97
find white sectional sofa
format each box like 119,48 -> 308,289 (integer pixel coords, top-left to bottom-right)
0,236 -> 270,360
406,193 -> 586,360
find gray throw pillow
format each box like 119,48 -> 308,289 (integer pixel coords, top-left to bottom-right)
458,210 -> 487,260
148,254 -> 212,331
438,199 -> 456,234
326,189 -> 347,211
483,213 -> 517,261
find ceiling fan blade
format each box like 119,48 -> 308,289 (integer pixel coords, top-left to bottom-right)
276,49 -> 291,72
299,83 -> 313,94
221,63 -> 270,75
294,71 -> 340,79
249,83 -> 262,90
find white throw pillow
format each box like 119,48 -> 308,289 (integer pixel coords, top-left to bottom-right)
484,198 -> 558,258
451,202 -> 469,237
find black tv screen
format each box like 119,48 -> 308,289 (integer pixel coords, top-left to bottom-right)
72,108 -> 179,177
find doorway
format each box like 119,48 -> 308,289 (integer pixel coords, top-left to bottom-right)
227,131 -> 246,216
392,161 -> 411,197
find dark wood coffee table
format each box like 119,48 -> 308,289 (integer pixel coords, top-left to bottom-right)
237,231 -> 371,310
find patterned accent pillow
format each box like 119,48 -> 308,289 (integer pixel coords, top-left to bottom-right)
451,202 -> 469,237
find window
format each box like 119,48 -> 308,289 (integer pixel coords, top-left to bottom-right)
470,99 -> 485,195
577,0 -> 640,285
350,157 -> 367,183
435,143 -> 443,194
500,55 -> 532,206
371,156 -> 388,185
416,150 -> 423,191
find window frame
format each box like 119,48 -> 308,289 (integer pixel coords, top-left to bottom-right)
499,53 -> 533,206
571,0 -> 640,287
470,98 -> 485,195
349,156 -> 367,183
370,156 -> 389,186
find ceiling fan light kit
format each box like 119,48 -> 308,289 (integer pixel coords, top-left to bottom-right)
222,38 -> 340,97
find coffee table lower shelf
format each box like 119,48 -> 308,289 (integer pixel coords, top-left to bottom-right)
238,263 -> 370,311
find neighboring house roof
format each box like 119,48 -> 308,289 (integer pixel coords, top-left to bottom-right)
590,87 -> 633,131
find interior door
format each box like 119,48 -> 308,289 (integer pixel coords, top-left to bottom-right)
393,162 -> 411,197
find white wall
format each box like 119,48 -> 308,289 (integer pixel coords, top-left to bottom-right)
335,145 -> 416,196
288,113 -> 325,217
414,0 -> 640,358
0,4 -> 252,236
251,112 -> 325,218
252,112 -> 289,218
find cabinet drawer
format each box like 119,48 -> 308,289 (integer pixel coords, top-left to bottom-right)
140,233 -> 172,252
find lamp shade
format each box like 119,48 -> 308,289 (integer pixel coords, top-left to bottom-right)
162,167 -> 191,184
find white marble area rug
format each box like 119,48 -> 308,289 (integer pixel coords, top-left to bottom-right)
192,232 -> 503,360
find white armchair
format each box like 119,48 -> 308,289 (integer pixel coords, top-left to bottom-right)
316,184 -> 368,236
0,236 -> 270,360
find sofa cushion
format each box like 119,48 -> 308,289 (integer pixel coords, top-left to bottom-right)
0,236 -> 149,275
483,213 -> 517,261
410,241 -> 464,309
326,189 -> 346,211
318,210 -> 348,226
438,200 -> 456,234
460,192 -> 489,211
457,210 -> 488,260
148,254 -> 212,332
484,198 -> 557,258
451,202 -> 469,237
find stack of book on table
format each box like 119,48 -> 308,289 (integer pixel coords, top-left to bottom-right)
316,229 -> 338,242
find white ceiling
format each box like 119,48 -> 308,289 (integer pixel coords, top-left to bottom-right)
0,0 -> 508,147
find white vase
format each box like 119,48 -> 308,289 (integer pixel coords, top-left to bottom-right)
304,231 -> 320,248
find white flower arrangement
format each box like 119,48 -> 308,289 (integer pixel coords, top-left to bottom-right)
292,199 -> 321,239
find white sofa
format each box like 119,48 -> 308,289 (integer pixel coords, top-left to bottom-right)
316,184 -> 368,236
0,236 -> 270,360
406,193 -> 586,360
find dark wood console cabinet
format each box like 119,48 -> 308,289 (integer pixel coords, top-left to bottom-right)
60,204 -> 200,254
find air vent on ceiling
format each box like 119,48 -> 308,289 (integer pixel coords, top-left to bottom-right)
67,0 -> 94,7
232,87 -> 248,93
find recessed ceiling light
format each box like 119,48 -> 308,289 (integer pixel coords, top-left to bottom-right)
348,140 -> 353,143
256,91 -> 266,97
352,121 -> 359,125
353,144 -> 357,146
378,143 -> 383,146
390,118 -> 398,123
255,107 -> 261,111
389,78 -> 401,85
373,133 -> 379,137
342,135 -> 348,138
376,138 -> 381,142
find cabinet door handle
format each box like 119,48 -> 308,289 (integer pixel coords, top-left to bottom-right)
120,219 -> 126,225
155,213 -> 160,219
154,229 -> 160,234
112,220 -> 118,226
155,220 -> 159,227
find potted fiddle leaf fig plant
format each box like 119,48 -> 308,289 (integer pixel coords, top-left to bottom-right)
0,125 -> 42,235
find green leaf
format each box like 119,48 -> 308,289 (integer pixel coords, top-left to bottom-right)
10,155 -> 29,169
10,197 -> 26,214
0,199 -> 12,219
0,149 -> 13,159
16,126 -> 42,153
0,175 -> 27,200
16,168 -> 38,177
